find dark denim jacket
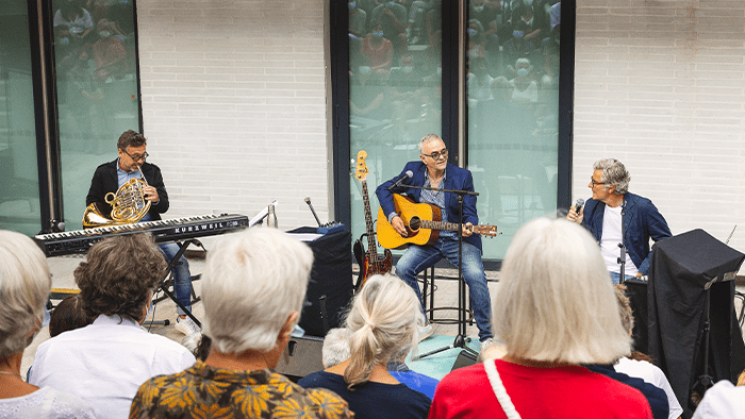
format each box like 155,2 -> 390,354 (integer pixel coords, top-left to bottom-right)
581,192 -> 672,275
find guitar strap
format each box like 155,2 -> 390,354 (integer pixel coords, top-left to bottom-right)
483,360 -> 522,419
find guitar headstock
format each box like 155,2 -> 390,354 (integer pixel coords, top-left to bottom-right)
355,150 -> 369,181
473,224 -> 499,238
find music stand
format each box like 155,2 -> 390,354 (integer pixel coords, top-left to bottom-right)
398,184 -> 480,360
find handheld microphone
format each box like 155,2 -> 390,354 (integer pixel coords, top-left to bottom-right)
574,198 -> 584,214
304,197 -> 323,227
387,170 -> 414,191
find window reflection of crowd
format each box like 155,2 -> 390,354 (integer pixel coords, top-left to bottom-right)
54,0 -> 137,152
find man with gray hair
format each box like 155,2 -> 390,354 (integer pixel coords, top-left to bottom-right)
376,133 -> 493,342
567,158 -> 671,283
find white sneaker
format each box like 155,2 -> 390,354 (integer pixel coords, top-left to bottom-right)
417,323 -> 434,342
175,316 -> 200,335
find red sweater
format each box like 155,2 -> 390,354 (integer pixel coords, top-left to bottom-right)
430,359 -> 653,419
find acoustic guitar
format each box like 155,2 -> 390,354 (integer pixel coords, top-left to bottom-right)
355,151 -> 392,289
376,193 -> 499,250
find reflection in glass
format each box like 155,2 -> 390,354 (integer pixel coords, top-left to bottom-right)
348,0 -> 443,252
53,0 -> 140,231
0,2 -> 42,235
467,0 -> 561,259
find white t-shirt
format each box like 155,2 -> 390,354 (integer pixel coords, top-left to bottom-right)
0,386 -> 97,419
600,205 -> 638,276
29,314 -> 195,419
615,357 -> 683,419
691,380 -> 745,419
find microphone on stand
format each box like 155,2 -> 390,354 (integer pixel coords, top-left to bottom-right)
304,197 -> 323,227
387,170 -> 414,191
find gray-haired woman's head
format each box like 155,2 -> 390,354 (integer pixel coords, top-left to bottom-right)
0,230 -> 52,360
492,218 -> 631,364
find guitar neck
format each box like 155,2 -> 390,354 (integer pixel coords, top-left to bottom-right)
420,219 -> 462,233
361,181 -> 379,262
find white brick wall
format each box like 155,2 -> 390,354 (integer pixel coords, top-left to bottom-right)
574,0 -> 745,270
136,0 -> 330,235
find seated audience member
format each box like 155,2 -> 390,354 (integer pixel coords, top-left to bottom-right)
323,327 -> 351,368
387,347 -> 440,400
29,233 -> 195,419
130,228 -> 352,419
691,378 -> 745,419
613,286 -> 683,419
429,218 -> 653,419
48,294 -> 93,338
0,230 -> 95,418
361,21 -> 394,72
299,274 -> 431,419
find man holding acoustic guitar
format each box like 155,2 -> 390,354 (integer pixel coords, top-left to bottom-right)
376,134 -> 493,343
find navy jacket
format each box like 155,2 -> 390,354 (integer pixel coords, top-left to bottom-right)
581,192 -> 671,275
376,161 -> 482,252
585,364 -> 669,419
85,159 -> 169,221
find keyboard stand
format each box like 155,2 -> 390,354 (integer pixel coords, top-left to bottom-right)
146,238 -> 204,328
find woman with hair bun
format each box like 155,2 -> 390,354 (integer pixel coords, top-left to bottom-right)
299,274 -> 431,419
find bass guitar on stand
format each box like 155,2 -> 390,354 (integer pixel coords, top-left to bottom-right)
352,150 -> 392,291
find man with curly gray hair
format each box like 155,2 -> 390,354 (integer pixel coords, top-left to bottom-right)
567,158 -> 671,284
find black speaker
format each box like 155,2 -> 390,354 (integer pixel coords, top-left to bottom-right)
451,349 -> 478,371
289,227 -> 354,337
275,335 -> 325,382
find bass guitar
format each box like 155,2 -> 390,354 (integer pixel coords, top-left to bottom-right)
354,151 -> 392,289
376,193 -> 499,250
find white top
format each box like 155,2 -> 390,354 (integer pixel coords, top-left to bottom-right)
0,386 -> 97,419
615,357 -> 683,419
691,380 -> 745,419
600,205 -> 638,276
29,315 -> 196,419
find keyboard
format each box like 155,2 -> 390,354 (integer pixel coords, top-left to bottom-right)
35,214 -> 249,257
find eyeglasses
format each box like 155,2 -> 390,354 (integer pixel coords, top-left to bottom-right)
123,150 -> 149,162
590,177 -> 607,188
422,149 -> 449,160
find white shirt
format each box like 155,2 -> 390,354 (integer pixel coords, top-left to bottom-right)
29,315 -> 196,419
615,357 -> 683,419
0,386 -> 97,419
691,380 -> 745,419
600,204 -> 638,276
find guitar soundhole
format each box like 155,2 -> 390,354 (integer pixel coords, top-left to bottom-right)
409,217 -> 420,232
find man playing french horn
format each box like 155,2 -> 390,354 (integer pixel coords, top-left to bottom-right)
85,130 -> 199,336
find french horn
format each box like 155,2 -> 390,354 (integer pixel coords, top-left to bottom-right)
82,170 -> 151,229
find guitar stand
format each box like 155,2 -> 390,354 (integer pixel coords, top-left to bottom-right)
401,185 -> 480,361
144,238 -> 204,328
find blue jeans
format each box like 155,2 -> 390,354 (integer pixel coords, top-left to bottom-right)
609,271 -> 635,285
159,242 -> 192,315
395,238 -> 493,341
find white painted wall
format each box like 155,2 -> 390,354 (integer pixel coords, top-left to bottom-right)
574,0 -> 745,268
135,0 -> 745,268
136,0 -> 330,234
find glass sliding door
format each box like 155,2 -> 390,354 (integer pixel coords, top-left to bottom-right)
334,0 -> 571,263
466,0 -> 561,259
348,0 -> 443,247
52,0 -> 140,231
0,1 -> 42,235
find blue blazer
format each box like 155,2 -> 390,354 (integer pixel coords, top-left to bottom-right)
376,161 -> 482,252
581,192 -> 671,275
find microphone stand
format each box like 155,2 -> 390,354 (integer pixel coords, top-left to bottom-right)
400,184 -> 480,360
618,199 -> 627,284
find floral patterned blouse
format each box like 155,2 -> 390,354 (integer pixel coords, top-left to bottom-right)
129,360 -> 353,419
